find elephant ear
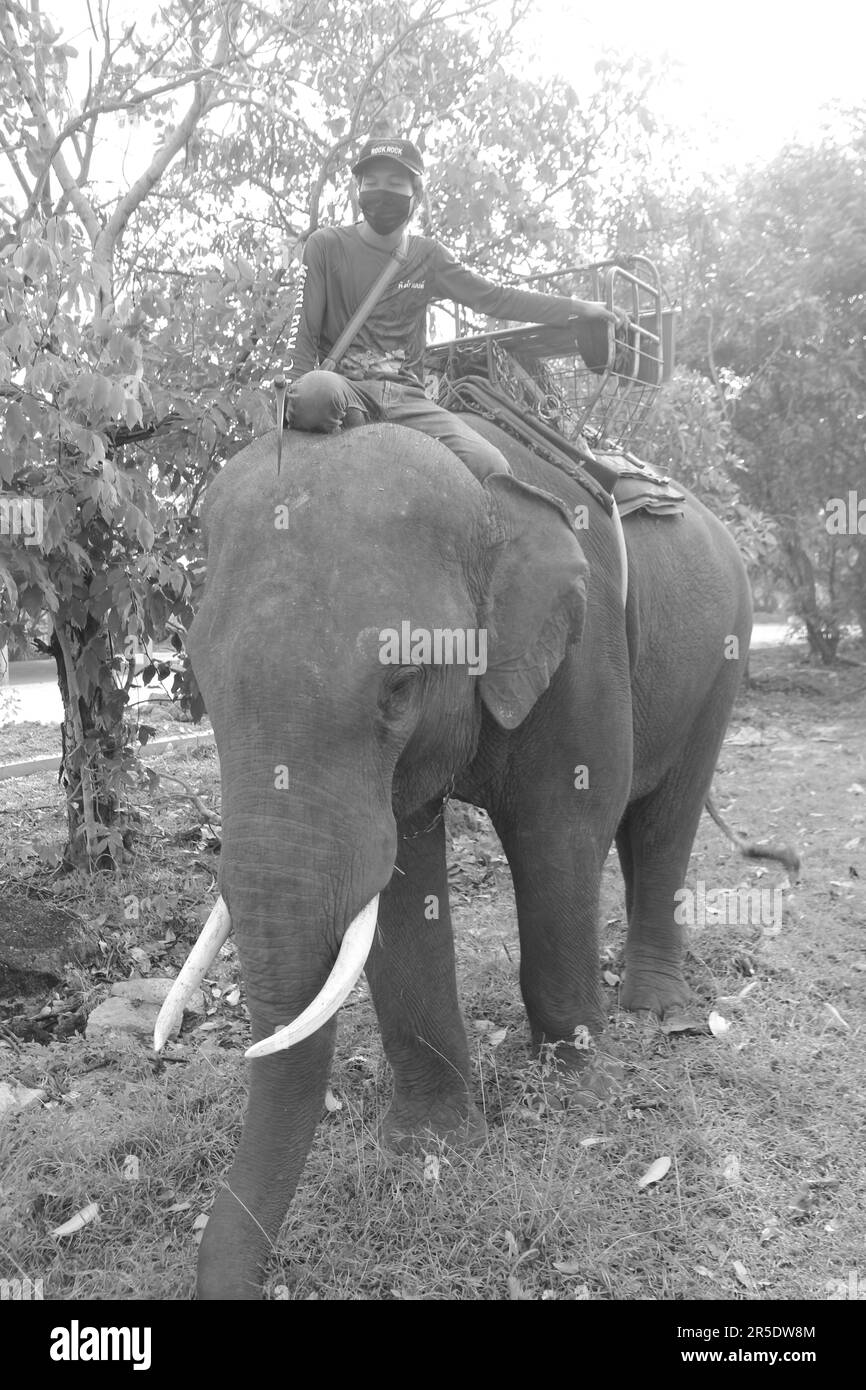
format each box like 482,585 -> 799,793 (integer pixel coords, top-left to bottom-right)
478,474 -> 588,730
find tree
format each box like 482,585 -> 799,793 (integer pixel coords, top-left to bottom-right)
671,120 -> 866,656
0,0 -> 683,870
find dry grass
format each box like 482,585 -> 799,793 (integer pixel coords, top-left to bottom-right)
1,646 -> 864,1301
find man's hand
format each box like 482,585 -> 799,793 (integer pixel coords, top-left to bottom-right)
570,299 -> 630,331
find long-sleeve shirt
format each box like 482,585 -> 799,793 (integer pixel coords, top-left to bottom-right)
284,224 -> 583,386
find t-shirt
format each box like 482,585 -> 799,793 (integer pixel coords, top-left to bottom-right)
284,224 -> 582,385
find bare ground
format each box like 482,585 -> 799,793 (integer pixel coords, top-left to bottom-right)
0,645 -> 864,1302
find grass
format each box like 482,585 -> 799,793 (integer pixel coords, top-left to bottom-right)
0,644 -> 864,1300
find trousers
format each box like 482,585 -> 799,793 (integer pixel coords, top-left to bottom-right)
287,370 -> 512,481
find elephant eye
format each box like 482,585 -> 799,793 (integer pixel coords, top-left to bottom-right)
379,664 -> 423,717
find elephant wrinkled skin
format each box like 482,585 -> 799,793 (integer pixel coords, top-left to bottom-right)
186,416 -> 751,1298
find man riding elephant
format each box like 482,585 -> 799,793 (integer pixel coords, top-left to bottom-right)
284,136 -> 625,481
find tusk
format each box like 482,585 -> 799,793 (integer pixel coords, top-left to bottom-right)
245,895 -> 379,1059
153,896 -> 232,1052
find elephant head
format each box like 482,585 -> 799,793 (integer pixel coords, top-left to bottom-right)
157,424 -> 587,1297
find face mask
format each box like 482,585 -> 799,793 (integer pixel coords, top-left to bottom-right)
359,190 -> 412,236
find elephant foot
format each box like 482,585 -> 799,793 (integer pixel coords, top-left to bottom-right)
621,965 -> 691,1017
382,1094 -> 488,1155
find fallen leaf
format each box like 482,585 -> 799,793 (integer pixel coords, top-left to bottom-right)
507,1274 -> 529,1300
553,1258 -> 584,1275
760,1218 -> 780,1243
50,1202 -> 99,1238
225,988 -> 241,1006
504,1229 -> 519,1259
165,1200 -> 192,1214
708,1011 -> 731,1037
722,1153 -> 741,1183
422,1154 -> 440,1184
324,1088 -> 342,1112
602,969 -> 620,986
660,1014 -> 701,1035
637,1155 -> 671,1189
488,1027 -> 508,1048
823,1003 -> 850,1030
733,1259 -> 754,1289
121,1155 -> 140,1182
579,1135 -> 609,1148
0,1082 -> 45,1117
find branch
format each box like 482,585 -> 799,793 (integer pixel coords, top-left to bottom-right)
0,125 -> 33,200
26,66 -> 231,219
94,0 -> 243,266
0,4 -> 101,240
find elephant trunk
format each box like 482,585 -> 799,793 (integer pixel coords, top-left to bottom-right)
189,782 -> 395,1298
197,1018 -> 336,1299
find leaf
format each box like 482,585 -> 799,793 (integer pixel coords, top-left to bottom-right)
3,400 -> 27,449
488,1027 -> 507,1047
121,1155 -> 140,1181
637,1155 -> 671,1189
136,514 -> 155,550
50,1202 -> 99,1237
722,1153 -> 741,1183
823,1003 -> 849,1030
732,1259 -> 754,1290
708,1011 -> 731,1037
422,1154 -> 440,1184
324,1088 -> 342,1112
552,1258 -> 584,1274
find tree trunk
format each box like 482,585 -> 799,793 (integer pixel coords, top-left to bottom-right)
50,619 -> 129,869
782,531 -> 840,664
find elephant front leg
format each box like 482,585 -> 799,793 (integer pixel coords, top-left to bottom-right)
494,811 -> 623,1097
364,802 -> 486,1152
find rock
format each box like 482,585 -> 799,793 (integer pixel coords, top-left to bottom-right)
0,1080 -> 46,1118
110,976 -> 206,1012
86,976 -> 206,1043
0,894 -> 95,996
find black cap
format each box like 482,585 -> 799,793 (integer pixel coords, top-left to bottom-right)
351,137 -> 424,178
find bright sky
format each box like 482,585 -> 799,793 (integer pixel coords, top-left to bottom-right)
7,0 -> 864,209
521,0 -> 865,172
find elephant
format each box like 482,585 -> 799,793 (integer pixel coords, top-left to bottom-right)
157,412 -> 752,1299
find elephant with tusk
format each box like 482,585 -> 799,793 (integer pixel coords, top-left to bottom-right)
159,414 -> 752,1299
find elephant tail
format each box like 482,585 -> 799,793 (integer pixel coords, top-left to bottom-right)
705,794 -> 801,875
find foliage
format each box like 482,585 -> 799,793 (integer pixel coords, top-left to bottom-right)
0,0 -> 686,867
673,122 -> 866,653
642,368 -> 777,575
